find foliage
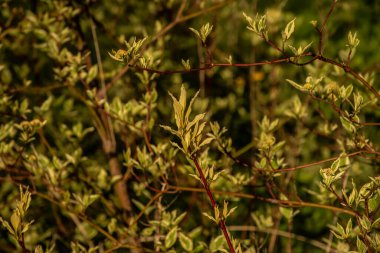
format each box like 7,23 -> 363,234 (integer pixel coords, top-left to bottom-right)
1,0 -> 380,252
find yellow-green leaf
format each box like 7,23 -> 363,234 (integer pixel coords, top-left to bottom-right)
210,235 -> 226,252
165,226 -> 178,249
10,212 -> 20,232
179,232 -> 193,252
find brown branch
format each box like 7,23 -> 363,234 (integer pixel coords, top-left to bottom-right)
276,150 -> 365,173
315,55 -> 380,100
308,93 -> 380,127
167,185 -> 357,216
121,50 -> 380,102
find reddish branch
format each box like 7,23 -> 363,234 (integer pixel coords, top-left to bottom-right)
121,51 -> 380,102
191,156 -> 235,253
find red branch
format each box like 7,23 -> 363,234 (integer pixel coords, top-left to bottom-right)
191,156 -> 235,253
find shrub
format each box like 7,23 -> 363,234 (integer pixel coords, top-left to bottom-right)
0,0 -> 379,252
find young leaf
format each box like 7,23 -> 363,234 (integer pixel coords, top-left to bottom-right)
173,212 -> 187,225
286,79 -> 309,92
181,59 -> 191,71
186,113 -> 205,132
189,28 -> 201,41
179,85 -> 187,112
283,18 -> 296,41
202,212 -> 217,223
165,226 -> 178,248
210,235 -> 226,252
356,237 -> 367,253
185,90 -> 200,124
179,232 -> 193,252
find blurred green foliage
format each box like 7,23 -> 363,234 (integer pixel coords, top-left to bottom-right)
1,0 -> 380,252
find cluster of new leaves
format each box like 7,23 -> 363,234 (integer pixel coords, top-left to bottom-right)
202,200 -> 237,225
319,154 -> 380,252
242,12 -> 268,39
0,186 -> 33,243
161,85 -> 213,157
189,23 -> 213,44
320,153 -> 350,188
287,73 -> 369,136
254,116 -> 285,173
108,37 -> 147,63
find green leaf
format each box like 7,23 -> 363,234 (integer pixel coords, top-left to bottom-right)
168,91 -> 183,129
188,173 -> 201,181
210,235 -> 226,252
108,50 -> 127,62
160,124 -> 179,137
0,217 -> 15,236
189,28 -> 201,41
372,216 -> 380,227
359,215 -> 371,232
185,90 -> 200,124
340,117 -> 356,134
181,59 -> 191,71
331,153 -> 348,172
348,186 -> 358,207
188,226 -> 202,239
199,137 -> 214,148
195,121 -> 207,138
165,226 -> 178,249
173,212 -> 187,226
20,99 -> 30,115
10,212 -> 20,232
345,219 -> 352,235
347,31 -> 360,48
179,85 -> 187,113
356,237 -> 367,253
286,79 -> 308,92
346,85 -> 354,97
202,212 -> 217,223
279,194 -> 294,220
283,18 -> 296,41
39,96 -> 53,112
187,113 -> 205,132
169,141 -> 186,155
34,245 -> 43,253
86,65 -> 98,83
225,206 -> 238,219
179,232 -> 193,252
21,220 -> 33,233
199,23 -> 213,43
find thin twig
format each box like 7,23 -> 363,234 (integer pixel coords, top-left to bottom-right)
168,184 -> 357,216
276,150 -> 365,173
